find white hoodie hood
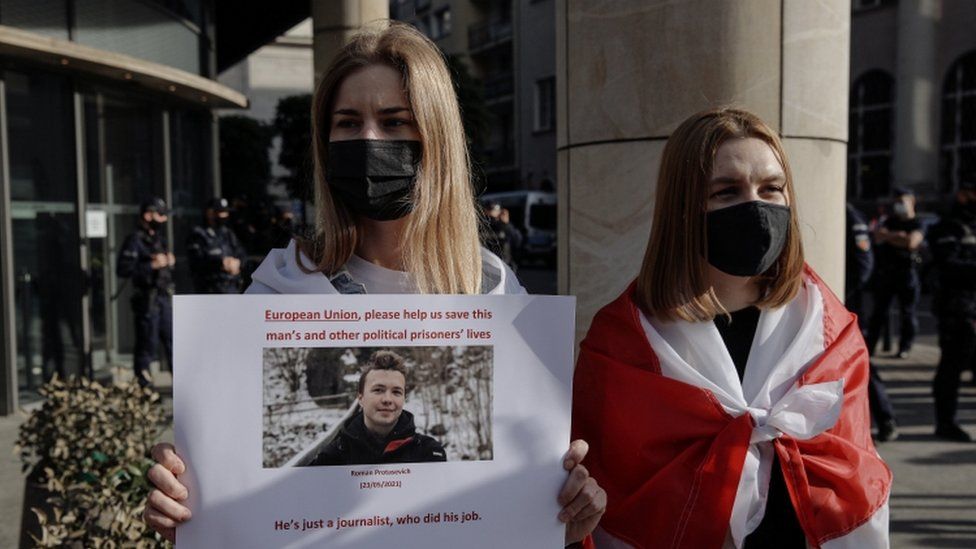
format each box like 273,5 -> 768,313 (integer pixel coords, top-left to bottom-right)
246,239 -> 525,295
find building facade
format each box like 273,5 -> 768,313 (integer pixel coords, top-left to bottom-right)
391,0 -> 556,192
0,0 -> 250,413
516,0 -> 556,191
849,0 -> 976,202
218,19 -> 314,203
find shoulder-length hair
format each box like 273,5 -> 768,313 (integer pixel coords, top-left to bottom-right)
298,21 -> 482,294
634,107 -> 805,322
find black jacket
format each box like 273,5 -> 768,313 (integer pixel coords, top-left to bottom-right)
845,203 -> 874,299
875,215 -> 923,274
185,223 -> 246,293
928,203 -> 976,319
480,218 -> 521,267
307,410 -> 446,466
117,226 -> 174,294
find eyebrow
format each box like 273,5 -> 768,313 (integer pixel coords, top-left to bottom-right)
709,174 -> 785,185
369,383 -> 404,390
333,106 -> 412,116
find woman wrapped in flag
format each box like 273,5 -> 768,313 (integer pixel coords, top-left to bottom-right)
573,107 -> 891,549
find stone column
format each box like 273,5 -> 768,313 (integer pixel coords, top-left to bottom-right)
557,0 -> 851,339
894,0 -> 940,192
312,0 -> 389,81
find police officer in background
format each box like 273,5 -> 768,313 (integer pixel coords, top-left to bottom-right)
846,203 -> 874,324
928,179 -> 976,442
186,197 -> 246,293
117,197 -> 174,388
847,203 -> 898,441
865,187 -> 925,358
480,200 -> 522,270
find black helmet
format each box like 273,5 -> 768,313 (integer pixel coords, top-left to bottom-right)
140,196 -> 169,215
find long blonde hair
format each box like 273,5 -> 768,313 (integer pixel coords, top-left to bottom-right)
300,22 -> 482,294
634,107 -> 805,321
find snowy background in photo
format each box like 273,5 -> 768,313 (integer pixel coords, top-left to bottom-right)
262,346 -> 494,467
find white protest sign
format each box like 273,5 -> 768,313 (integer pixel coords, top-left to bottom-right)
174,294 -> 575,548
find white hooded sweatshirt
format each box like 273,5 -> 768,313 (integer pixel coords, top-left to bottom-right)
246,239 -> 526,295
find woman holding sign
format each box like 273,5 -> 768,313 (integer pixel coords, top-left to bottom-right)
573,108 -> 891,548
145,22 -> 604,547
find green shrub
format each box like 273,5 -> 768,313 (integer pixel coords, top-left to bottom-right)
15,377 -> 169,548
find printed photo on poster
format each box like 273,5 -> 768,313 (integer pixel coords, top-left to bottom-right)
263,345 -> 494,468
175,294 -> 574,549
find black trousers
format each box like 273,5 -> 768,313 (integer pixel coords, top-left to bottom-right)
868,362 -> 896,425
866,271 -> 919,355
133,293 -> 173,387
934,316 -> 976,426
848,293 -> 897,426
846,287 -> 868,333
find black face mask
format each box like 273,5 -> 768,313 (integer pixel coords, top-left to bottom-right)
706,201 -> 791,277
148,220 -> 165,231
326,140 -> 422,221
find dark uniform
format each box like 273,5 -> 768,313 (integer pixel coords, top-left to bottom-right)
865,212 -> 923,357
306,409 -> 446,466
846,203 -> 898,440
480,202 -> 523,270
845,203 -> 874,324
186,198 -> 246,294
117,198 -> 174,387
927,187 -> 976,442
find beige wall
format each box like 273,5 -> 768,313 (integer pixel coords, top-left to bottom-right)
558,0 -> 851,340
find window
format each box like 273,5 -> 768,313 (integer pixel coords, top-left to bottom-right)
74,0 -> 201,74
534,77 -> 555,133
848,70 -> 894,199
428,7 -> 451,40
940,51 -> 976,193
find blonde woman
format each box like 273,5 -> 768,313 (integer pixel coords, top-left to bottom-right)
573,108 -> 891,548
145,22 -> 604,547
246,21 -> 513,296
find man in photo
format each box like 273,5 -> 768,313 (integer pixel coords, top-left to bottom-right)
308,350 -> 447,465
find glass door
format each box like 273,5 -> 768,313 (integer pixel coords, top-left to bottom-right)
5,70 -> 83,401
83,90 -> 165,376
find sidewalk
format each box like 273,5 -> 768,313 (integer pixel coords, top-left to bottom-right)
0,408 -> 25,548
0,345 -> 973,547
874,336 -> 976,548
